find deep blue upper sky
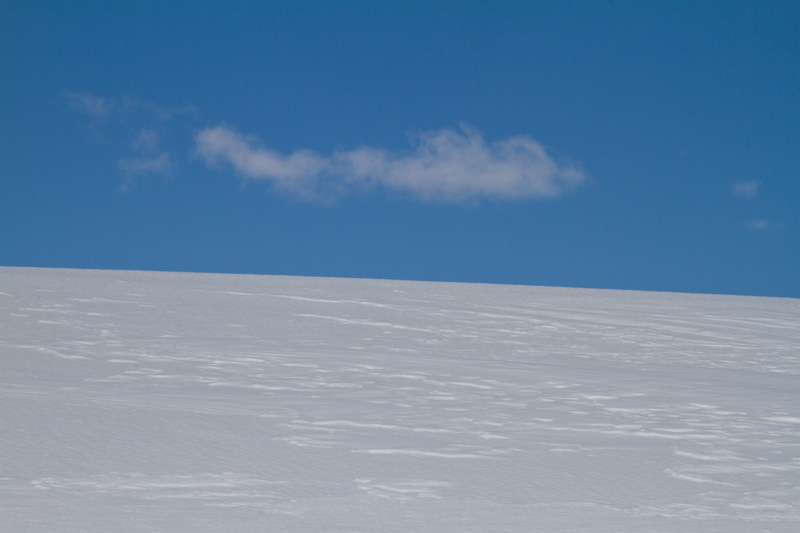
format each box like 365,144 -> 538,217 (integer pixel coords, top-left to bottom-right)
2,1 -> 798,297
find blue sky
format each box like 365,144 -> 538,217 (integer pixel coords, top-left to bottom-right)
2,1 -> 798,297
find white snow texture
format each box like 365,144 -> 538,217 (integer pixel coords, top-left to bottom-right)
1,267 -> 799,532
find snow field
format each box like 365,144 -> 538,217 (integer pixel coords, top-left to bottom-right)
2,267 -> 799,531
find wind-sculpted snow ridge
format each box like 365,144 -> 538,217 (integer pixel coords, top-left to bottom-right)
2,267 -> 799,532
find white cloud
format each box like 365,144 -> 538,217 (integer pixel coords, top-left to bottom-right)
732,180 -> 760,198
68,93 -> 584,202
195,125 -> 585,202
196,127 -> 328,183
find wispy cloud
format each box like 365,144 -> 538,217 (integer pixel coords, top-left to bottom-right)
744,219 -> 785,232
195,125 -> 585,202
65,92 -> 197,121
745,219 -> 770,231
65,92 -> 114,118
732,180 -> 760,198
118,153 -> 172,174
132,129 -> 161,152
66,92 -> 196,186
117,128 -> 173,180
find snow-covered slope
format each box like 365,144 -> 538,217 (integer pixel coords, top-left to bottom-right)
2,267 -> 799,532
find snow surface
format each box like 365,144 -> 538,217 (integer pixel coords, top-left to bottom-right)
2,267 -> 799,532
